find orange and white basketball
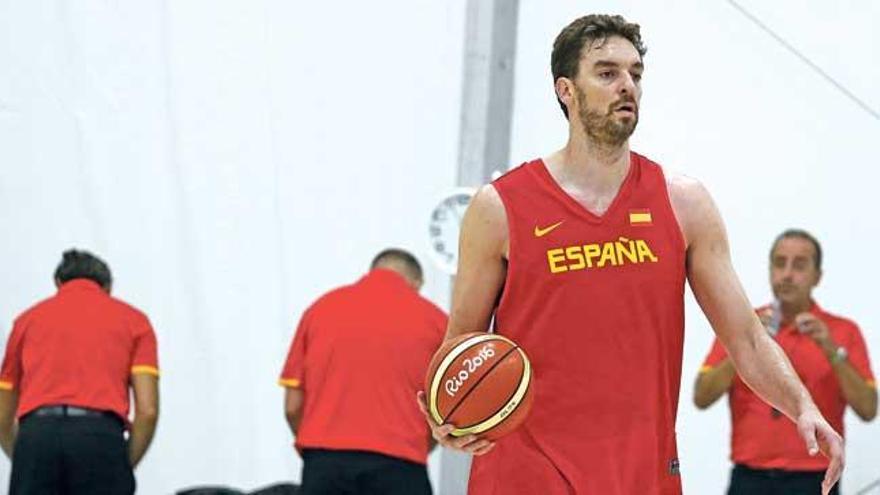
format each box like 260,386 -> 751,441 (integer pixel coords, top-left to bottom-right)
424,332 -> 534,441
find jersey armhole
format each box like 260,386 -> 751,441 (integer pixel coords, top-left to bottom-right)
656,167 -> 688,254
491,182 -> 515,330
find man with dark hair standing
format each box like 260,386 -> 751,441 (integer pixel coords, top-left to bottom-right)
0,249 -> 160,494
280,248 -> 446,495
695,230 -> 876,494
420,13 -> 845,495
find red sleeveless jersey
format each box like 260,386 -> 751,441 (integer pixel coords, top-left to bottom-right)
469,153 -> 687,494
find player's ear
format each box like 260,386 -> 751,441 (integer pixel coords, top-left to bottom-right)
555,77 -> 575,115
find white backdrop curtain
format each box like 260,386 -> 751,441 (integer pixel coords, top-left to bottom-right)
0,1 -> 463,492
1,0 -> 878,493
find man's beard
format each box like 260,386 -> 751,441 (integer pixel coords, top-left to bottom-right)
576,87 -> 638,148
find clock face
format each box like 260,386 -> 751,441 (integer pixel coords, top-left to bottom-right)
428,188 -> 475,274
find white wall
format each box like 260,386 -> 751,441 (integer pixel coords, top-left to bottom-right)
512,1 -> 879,493
1,1 -> 877,493
0,1 -> 464,492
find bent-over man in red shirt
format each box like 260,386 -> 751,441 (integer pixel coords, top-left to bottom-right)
280,248 -> 446,495
0,249 -> 160,495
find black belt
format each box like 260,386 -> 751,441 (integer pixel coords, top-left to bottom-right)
734,463 -> 825,478
26,405 -> 120,422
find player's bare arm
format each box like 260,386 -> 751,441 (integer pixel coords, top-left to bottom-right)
418,184 -> 508,456
446,184 -> 509,340
682,178 -> 751,410
669,174 -> 844,494
694,307 -> 780,408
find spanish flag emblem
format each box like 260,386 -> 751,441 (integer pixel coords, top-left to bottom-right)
629,209 -> 652,226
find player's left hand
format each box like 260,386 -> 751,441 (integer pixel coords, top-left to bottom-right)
796,408 -> 844,495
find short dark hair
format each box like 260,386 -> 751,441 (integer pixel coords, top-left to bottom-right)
551,14 -> 647,118
370,248 -> 423,282
770,229 -> 823,271
54,249 -> 113,290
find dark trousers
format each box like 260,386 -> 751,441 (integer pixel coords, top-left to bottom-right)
301,449 -> 431,495
728,464 -> 839,495
10,414 -> 135,495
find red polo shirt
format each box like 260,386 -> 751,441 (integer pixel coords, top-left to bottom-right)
0,279 -> 159,422
279,269 -> 447,465
700,302 -> 875,470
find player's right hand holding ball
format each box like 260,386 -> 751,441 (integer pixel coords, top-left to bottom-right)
417,391 -> 496,455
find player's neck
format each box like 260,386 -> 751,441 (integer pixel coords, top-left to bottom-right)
549,135 -> 631,192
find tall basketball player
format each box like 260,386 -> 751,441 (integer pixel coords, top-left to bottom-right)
419,13 -> 844,495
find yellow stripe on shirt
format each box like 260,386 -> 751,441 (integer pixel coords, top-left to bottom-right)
0,381 -> 13,391
278,378 -> 301,388
131,365 -> 160,377
698,365 -> 714,374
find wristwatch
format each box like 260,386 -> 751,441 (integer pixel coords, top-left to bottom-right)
830,346 -> 848,364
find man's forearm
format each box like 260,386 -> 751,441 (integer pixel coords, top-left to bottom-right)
694,358 -> 736,409
128,412 -> 158,468
285,413 -> 300,437
0,391 -> 19,459
0,423 -> 17,459
728,327 -> 815,419
827,357 -> 878,421
284,388 -> 304,438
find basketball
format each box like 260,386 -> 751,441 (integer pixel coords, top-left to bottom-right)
424,332 -> 534,441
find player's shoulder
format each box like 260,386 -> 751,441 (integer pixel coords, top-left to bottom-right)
487,158 -> 547,201
664,171 -> 710,205
476,180 -> 503,200
464,182 -> 508,234
492,158 -> 540,181
646,162 -> 721,248
473,157 -> 546,215
473,183 -> 505,213
628,151 -> 711,205
663,169 -> 720,236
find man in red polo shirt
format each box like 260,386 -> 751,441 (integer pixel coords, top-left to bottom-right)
695,229 -> 877,494
0,249 -> 160,495
279,248 -> 446,495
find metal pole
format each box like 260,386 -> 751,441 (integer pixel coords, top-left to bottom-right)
441,0 -> 519,493
456,0 -> 519,188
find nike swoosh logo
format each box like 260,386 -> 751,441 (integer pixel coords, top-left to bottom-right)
534,221 -> 564,237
